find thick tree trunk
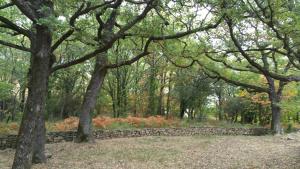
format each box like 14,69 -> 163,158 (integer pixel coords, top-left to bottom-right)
270,97 -> 282,134
267,78 -> 284,134
76,53 -> 107,142
32,114 -> 46,163
12,25 -> 52,169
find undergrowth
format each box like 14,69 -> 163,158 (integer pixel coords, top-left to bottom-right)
1,116 -> 298,134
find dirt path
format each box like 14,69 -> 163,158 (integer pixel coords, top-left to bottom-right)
1,134 -> 299,169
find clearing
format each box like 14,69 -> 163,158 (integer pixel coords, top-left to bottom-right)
1,134 -> 299,169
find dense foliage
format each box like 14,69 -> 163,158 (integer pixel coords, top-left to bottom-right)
0,0 -> 300,168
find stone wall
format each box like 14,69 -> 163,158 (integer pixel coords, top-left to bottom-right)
0,127 -> 270,150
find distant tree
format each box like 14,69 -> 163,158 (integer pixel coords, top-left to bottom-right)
173,69 -> 212,119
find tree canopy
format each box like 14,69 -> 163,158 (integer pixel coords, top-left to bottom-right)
0,0 -> 300,168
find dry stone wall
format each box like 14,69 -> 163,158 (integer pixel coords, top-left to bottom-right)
0,127 -> 270,150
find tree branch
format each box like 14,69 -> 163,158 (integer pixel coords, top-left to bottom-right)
105,38 -> 152,68
0,39 -> 31,52
0,2 -> 14,10
226,17 -> 300,82
51,0 -> 155,72
52,4 -> 224,72
0,16 -> 31,37
199,63 -> 269,93
51,1 -> 115,52
204,52 -> 258,73
12,0 -> 38,21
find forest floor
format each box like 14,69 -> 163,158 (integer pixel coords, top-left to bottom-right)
1,133 -> 300,169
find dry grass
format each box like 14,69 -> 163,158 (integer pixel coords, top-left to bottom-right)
0,122 -> 19,135
1,134 -> 299,169
54,116 -> 177,131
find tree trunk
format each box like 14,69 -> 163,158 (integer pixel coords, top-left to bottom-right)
60,89 -> 72,119
20,85 -> 26,110
147,56 -> 157,116
166,74 -> 172,118
32,114 -> 46,163
270,97 -> 282,134
157,71 -> 166,115
76,53 -> 107,142
179,100 -> 186,119
216,88 -> 223,121
267,78 -> 284,134
12,25 -> 52,169
133,61 -> 140,116
189,108 -> 194,120
0,102 -> 4,122
234,110 -> 238,123
240,111 -> 244,124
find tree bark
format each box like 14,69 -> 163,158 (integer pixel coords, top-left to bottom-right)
32,114 -> 46,163
270,99 -> 281,134
76,53 -> 107,142
266,77 -> 284,134
12,25 -> 52,169
269,86 -> 282,134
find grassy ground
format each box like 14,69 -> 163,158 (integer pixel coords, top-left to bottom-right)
1,134 -> 299,169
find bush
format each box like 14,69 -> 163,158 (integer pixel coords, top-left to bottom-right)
286,123 -> 294,133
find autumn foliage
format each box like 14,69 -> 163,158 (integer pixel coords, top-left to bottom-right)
54,116 -> 79,131
54,116 -> 177,131
0,122 -> 19,134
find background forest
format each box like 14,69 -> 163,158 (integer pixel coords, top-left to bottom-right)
1,0 -> 299,129
0,0 -> 300,168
